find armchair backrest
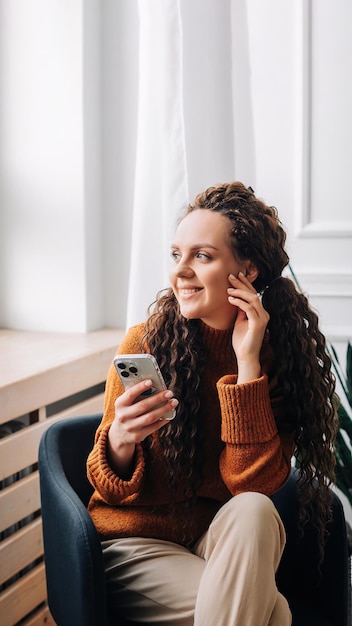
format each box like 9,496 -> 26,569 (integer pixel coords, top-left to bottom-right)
39,415 -> 114,626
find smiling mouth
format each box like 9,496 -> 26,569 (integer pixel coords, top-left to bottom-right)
179,288 -> 202,295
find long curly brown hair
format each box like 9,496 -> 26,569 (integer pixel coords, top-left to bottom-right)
143,181 -> 337,557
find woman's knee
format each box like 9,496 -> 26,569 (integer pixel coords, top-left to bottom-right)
195,492 -> 286,567
211,492 -> 285,544
218,492 -> 276,523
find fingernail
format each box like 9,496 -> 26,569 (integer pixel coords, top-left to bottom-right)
145,379 -> 153,386
229,273 -> 236,280
170,398 -> 179,407
164,390 -> 173,398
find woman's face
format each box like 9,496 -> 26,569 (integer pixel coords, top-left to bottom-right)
169,209 -> 247,329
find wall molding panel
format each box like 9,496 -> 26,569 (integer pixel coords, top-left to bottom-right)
295,0 -> 352,240
295,271 -> 352,298
298,221 -> 352,239
290,0 -> 352,343
294,270 -> 352,341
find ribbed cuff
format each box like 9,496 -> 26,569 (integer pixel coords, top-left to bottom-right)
216,375 -> 278,444
88,425 -> 145,502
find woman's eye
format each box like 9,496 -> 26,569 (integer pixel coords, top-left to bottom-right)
197,252 -> 211,260
170,250 -> 180,261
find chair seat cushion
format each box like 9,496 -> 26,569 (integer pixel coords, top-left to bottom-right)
291,601 -> 334,626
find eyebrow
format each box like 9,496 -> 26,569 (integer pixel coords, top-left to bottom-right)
170,243 -> 220,251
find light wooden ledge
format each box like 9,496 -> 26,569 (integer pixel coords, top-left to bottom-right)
0,327 -> 124,424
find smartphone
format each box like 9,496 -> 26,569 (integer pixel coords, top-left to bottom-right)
113,354 -> 176,420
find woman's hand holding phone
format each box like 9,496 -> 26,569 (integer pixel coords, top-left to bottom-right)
108,366 -> 178,478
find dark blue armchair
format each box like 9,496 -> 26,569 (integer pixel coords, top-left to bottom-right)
39,414 -> 351,626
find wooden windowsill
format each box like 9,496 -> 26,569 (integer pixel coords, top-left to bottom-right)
0,327 -> 124,423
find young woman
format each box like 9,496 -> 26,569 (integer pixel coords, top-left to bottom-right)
87,182 -> 337,626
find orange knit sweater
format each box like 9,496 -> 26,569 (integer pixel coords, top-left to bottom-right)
87,322 -> 294,546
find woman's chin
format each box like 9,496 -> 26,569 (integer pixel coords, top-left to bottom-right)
179,307 -> 198,321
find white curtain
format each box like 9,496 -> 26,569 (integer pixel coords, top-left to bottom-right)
126,0 -> 189,327
126,0 -> 254,328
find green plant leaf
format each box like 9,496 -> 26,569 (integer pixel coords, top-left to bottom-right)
335,465 -> 352,506
335,430 -> 352,467
346,342 -> 352,405
337,404 -> 352,442
330,343 -> 340,365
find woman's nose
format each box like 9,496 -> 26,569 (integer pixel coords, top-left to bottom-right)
175,260 -> 194,277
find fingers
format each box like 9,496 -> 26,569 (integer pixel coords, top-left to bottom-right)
228,273 -> 264,313
228,293 -> 266,320
114,380 -> 178,443
228,271 -> 256,291
227,273 -> 270,347
119,378 -> 154,407
118,379 -> 178,416
228,289 -> 260,308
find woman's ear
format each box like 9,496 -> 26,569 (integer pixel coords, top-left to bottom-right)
243,261 -> 259,284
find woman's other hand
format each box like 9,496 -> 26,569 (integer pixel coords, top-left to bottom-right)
227,272 -> 269,383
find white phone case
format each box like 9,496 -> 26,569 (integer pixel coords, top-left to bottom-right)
113,354 -> 176,420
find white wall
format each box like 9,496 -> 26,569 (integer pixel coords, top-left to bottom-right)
0,0 -> 351,350
0,0 -> 104,332
101,0 -> 139,328
239,0 -> 352,353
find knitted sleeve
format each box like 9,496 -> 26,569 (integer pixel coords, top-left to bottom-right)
86,324 -> 147,505
217,374 -> 294,496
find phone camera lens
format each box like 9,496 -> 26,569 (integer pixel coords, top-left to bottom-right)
117,362 -> 126,370
121,370 -> 129,378
129,366 -> 138,374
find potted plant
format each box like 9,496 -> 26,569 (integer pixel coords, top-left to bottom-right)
330,342 -> 352,510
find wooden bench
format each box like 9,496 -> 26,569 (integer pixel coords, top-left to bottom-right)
0,328 -> 123,625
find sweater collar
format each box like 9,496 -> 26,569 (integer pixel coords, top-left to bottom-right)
198,320 -> 235,362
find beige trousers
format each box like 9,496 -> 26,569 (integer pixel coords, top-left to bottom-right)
102,492 -> 292,626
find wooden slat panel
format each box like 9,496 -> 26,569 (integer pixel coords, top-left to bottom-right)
0,422 -> 44,482
0,518 -> 43,586
0,393 -> 104,481
0,472 -> 40,534
51,392 -> 104,421
0,563 -> 47,626
22,605 -> 56,626
0,328 -> 123,624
